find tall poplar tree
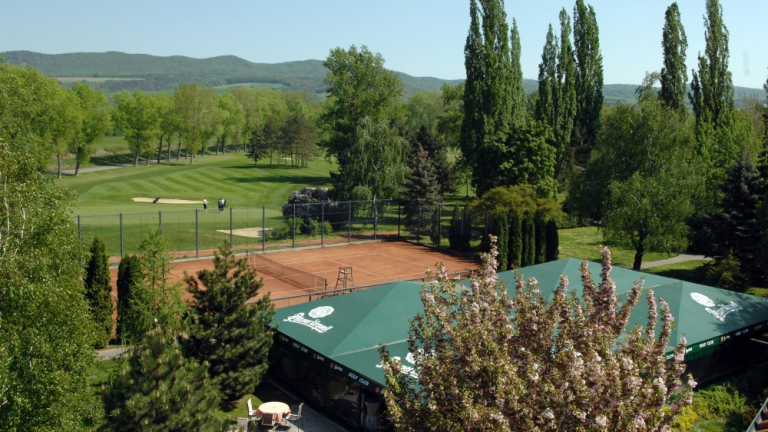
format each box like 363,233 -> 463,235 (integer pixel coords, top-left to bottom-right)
535,25 -> 557,129
572,0 -> 604,166
537,10 -> 577,180
556,10 -> 578,179
461,0 -> 516,195
659,2 -> 688,113
689,0 -> 733,130
510,18 -> 527,125
85,236 -> 113,348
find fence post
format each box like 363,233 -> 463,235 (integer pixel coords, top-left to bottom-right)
439,202 -> 443,246
159,211 -> 162,235
397,201 -> 401,240
119,213 -> 124,256
373,198 -> 377,241
292,204 -> 296,249
262,206 -> 266,252
417,200 -> 421,244
229,207 -> 233,247
321,202 -> 325,246
77,215 -> 81,240
195,209 -> 199,258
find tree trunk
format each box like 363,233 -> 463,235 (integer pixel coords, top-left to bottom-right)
134,136 -> 140,167
632,244 -> 646,270
75,161 -> 81,176
176,142 -> 181,160
57,151 -> 62,178
190,153 -> 194,165
157,136 -> 163,164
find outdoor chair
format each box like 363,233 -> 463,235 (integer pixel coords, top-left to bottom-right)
284,403 -> 303,425
261,413 -> 277,430
247,398 -> 261,420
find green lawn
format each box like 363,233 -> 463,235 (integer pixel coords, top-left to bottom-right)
57,152 -> 337,215
558,227 -> 679,267
643,260 -> 709,284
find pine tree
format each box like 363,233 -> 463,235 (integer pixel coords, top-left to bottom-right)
449,205 -> 462,250
183,242 -> 274,406
246,127 -> 269,166
414,126 -> 457,195
534,214 -> 547,264
546,218 -> 560,261
659,2 -> 688,113
508,210 -> 523,268
121,230 -> 186,344
116,254 -> 142,344
104,326 -> 226,432
510,18 -> 527,125
689,0 -> 734,130
521,216 -> 536,267
572,0 -> 604,166
707,149 -> 764,283
492,211 -> 509,270
85,236 -> 114,348
404,143 -> 440,239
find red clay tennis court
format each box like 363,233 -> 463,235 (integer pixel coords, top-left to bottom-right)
251,241 -> 480,307
109,240 -> 480,315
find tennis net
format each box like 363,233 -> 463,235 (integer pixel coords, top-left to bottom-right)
250,253 -> 328,292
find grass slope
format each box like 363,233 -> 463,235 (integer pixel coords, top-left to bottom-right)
57,152 -> 336,215
558,227 -> 677,268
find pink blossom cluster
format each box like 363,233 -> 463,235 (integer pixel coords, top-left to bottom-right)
378,237 -> 693,431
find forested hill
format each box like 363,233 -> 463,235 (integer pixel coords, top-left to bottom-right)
1,50 -> 465,98
2,50 -> 763,103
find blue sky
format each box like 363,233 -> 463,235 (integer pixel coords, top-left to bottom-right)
2,0 -> 766,89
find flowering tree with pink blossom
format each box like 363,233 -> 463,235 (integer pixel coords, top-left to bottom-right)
379,237 -> 695,431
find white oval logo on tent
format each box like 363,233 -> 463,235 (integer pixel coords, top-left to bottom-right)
691,293 -> 715,307
309,306 -> 334,319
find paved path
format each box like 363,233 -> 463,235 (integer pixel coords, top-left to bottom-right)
60,159 -> 163,175
97,347 -> 130,360
640,253 -> 710,270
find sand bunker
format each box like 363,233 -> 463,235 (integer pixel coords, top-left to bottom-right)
216,228 -> 271,238
132,197 -> 201,204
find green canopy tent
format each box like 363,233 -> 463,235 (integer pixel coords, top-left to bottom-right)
269,259 -> 768,430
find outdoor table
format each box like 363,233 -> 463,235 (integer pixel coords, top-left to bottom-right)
257,401 -> 291,423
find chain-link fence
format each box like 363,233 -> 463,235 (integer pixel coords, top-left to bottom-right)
73,199 -> 492,259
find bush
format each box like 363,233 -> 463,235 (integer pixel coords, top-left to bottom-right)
302,219 -> 321,236
323,221 -> 334,235
272,226 -> 291,240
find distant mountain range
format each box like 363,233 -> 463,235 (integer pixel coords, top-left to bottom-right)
2,50 -> 764,103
